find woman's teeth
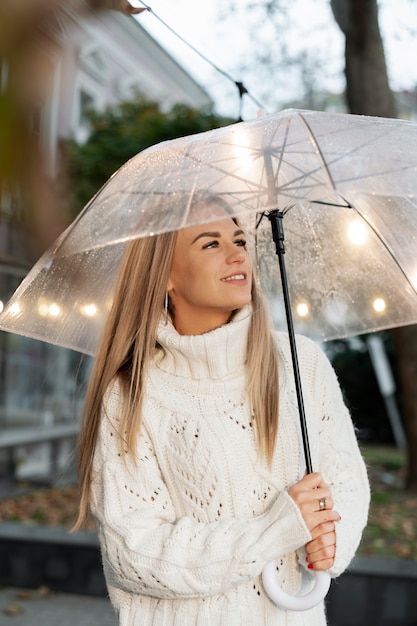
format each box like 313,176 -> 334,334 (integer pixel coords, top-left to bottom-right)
222,274 -> 244,281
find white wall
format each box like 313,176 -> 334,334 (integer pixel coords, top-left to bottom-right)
47,9 -> 212,148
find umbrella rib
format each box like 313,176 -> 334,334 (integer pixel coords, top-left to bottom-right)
267,118 -> 291,200
262,118 -> 336,200
351,204 -> 417,296
297,112 -> 337,192
324,162 -> 416,188
296,115 -> 416,190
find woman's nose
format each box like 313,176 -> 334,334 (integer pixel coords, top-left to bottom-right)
226,244 -> 245,263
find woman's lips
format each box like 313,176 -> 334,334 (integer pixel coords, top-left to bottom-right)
221,272 -> 247,282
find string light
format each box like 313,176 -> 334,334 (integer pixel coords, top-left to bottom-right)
38,299 -> 61,317
48,303 -> 61,317
80,303 -> 98,317
373,298 -> 386,313
347,219 -> 368,246
296,302 -> 309,318
10,302 -> 21,316
137,1 -> 267,120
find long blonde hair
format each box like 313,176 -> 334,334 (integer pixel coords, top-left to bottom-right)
73,205 -> 279,530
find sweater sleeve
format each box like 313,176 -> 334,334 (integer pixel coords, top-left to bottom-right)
310,341 -> 371,577
90,385 -> 311,600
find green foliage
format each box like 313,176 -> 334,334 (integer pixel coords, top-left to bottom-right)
63,99 -> 233,217
362,445 -> 405,471
358,445 -> 417,559
31,508 -> 47,523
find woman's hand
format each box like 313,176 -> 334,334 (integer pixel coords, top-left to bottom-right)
288,472 -> 340,571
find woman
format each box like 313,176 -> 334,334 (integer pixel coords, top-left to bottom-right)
74,195 -> 370,625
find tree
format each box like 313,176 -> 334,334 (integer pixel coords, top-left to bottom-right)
227,0 -> 417,491
330,0 -> 396,116
62,98 -> 233,216
330,0 -> 417,492
0,1 -> 147,257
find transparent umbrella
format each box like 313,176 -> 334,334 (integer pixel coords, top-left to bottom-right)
1,108 -> 417,609
1,109 -> 416,355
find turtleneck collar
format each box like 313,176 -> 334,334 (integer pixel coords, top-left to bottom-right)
153,306 -> 251,381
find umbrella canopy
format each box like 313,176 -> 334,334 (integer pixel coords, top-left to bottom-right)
1,108 -> 417,355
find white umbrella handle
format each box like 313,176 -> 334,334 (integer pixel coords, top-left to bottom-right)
262,561 -> 331,611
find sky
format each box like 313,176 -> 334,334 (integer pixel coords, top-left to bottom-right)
134,0 -> 417,120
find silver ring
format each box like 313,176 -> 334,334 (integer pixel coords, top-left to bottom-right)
319,498 -> 327,511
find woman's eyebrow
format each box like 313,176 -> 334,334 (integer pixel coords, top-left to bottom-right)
191,231 -> 221,244
191,229 -> 244,244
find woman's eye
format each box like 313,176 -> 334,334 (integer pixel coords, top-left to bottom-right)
235,239 -> 247,247
203,240 -> 219,249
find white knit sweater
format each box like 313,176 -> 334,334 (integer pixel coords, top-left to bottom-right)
91,307 -> 370,625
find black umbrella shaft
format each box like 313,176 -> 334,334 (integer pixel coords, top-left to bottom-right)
268,210 -> 313,475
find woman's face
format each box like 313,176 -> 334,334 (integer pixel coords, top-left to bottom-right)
167,214 -> 253,335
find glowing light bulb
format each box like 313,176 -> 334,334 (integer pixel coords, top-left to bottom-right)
296,302 -> 309,318
48,303 -> 61,317
231,129 -> 256,175
347,220 -> 367,245
10,302 -> 21,316
81,303 -> 97,317
373,298 -> 386,313
38,298 -> 50,316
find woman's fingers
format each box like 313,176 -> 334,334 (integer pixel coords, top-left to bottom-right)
302,508 -> 341,534
301,488 -> 334,513
309,520 -> 337,541
306,523 -> 337,570
307,554 -> 336,571
288,472 -> 336,527
288,472 -> 329,501
292,471 -> 326,490
287,473 -> 341,570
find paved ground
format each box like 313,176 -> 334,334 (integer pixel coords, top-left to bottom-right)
0,587 -> 117,626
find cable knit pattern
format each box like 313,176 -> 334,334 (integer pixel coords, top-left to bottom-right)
90,307 -> 370,625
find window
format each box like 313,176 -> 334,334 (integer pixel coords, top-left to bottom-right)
72,76 -> 103,144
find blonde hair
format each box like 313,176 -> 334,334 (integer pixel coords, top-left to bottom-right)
73,205 -> 279,530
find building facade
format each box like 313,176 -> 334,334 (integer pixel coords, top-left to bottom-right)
0,5 -> 212,480
44,7 -> 212,171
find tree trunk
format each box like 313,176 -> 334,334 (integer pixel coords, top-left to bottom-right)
331,0 -> 417,491
330,0 -> 396,117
